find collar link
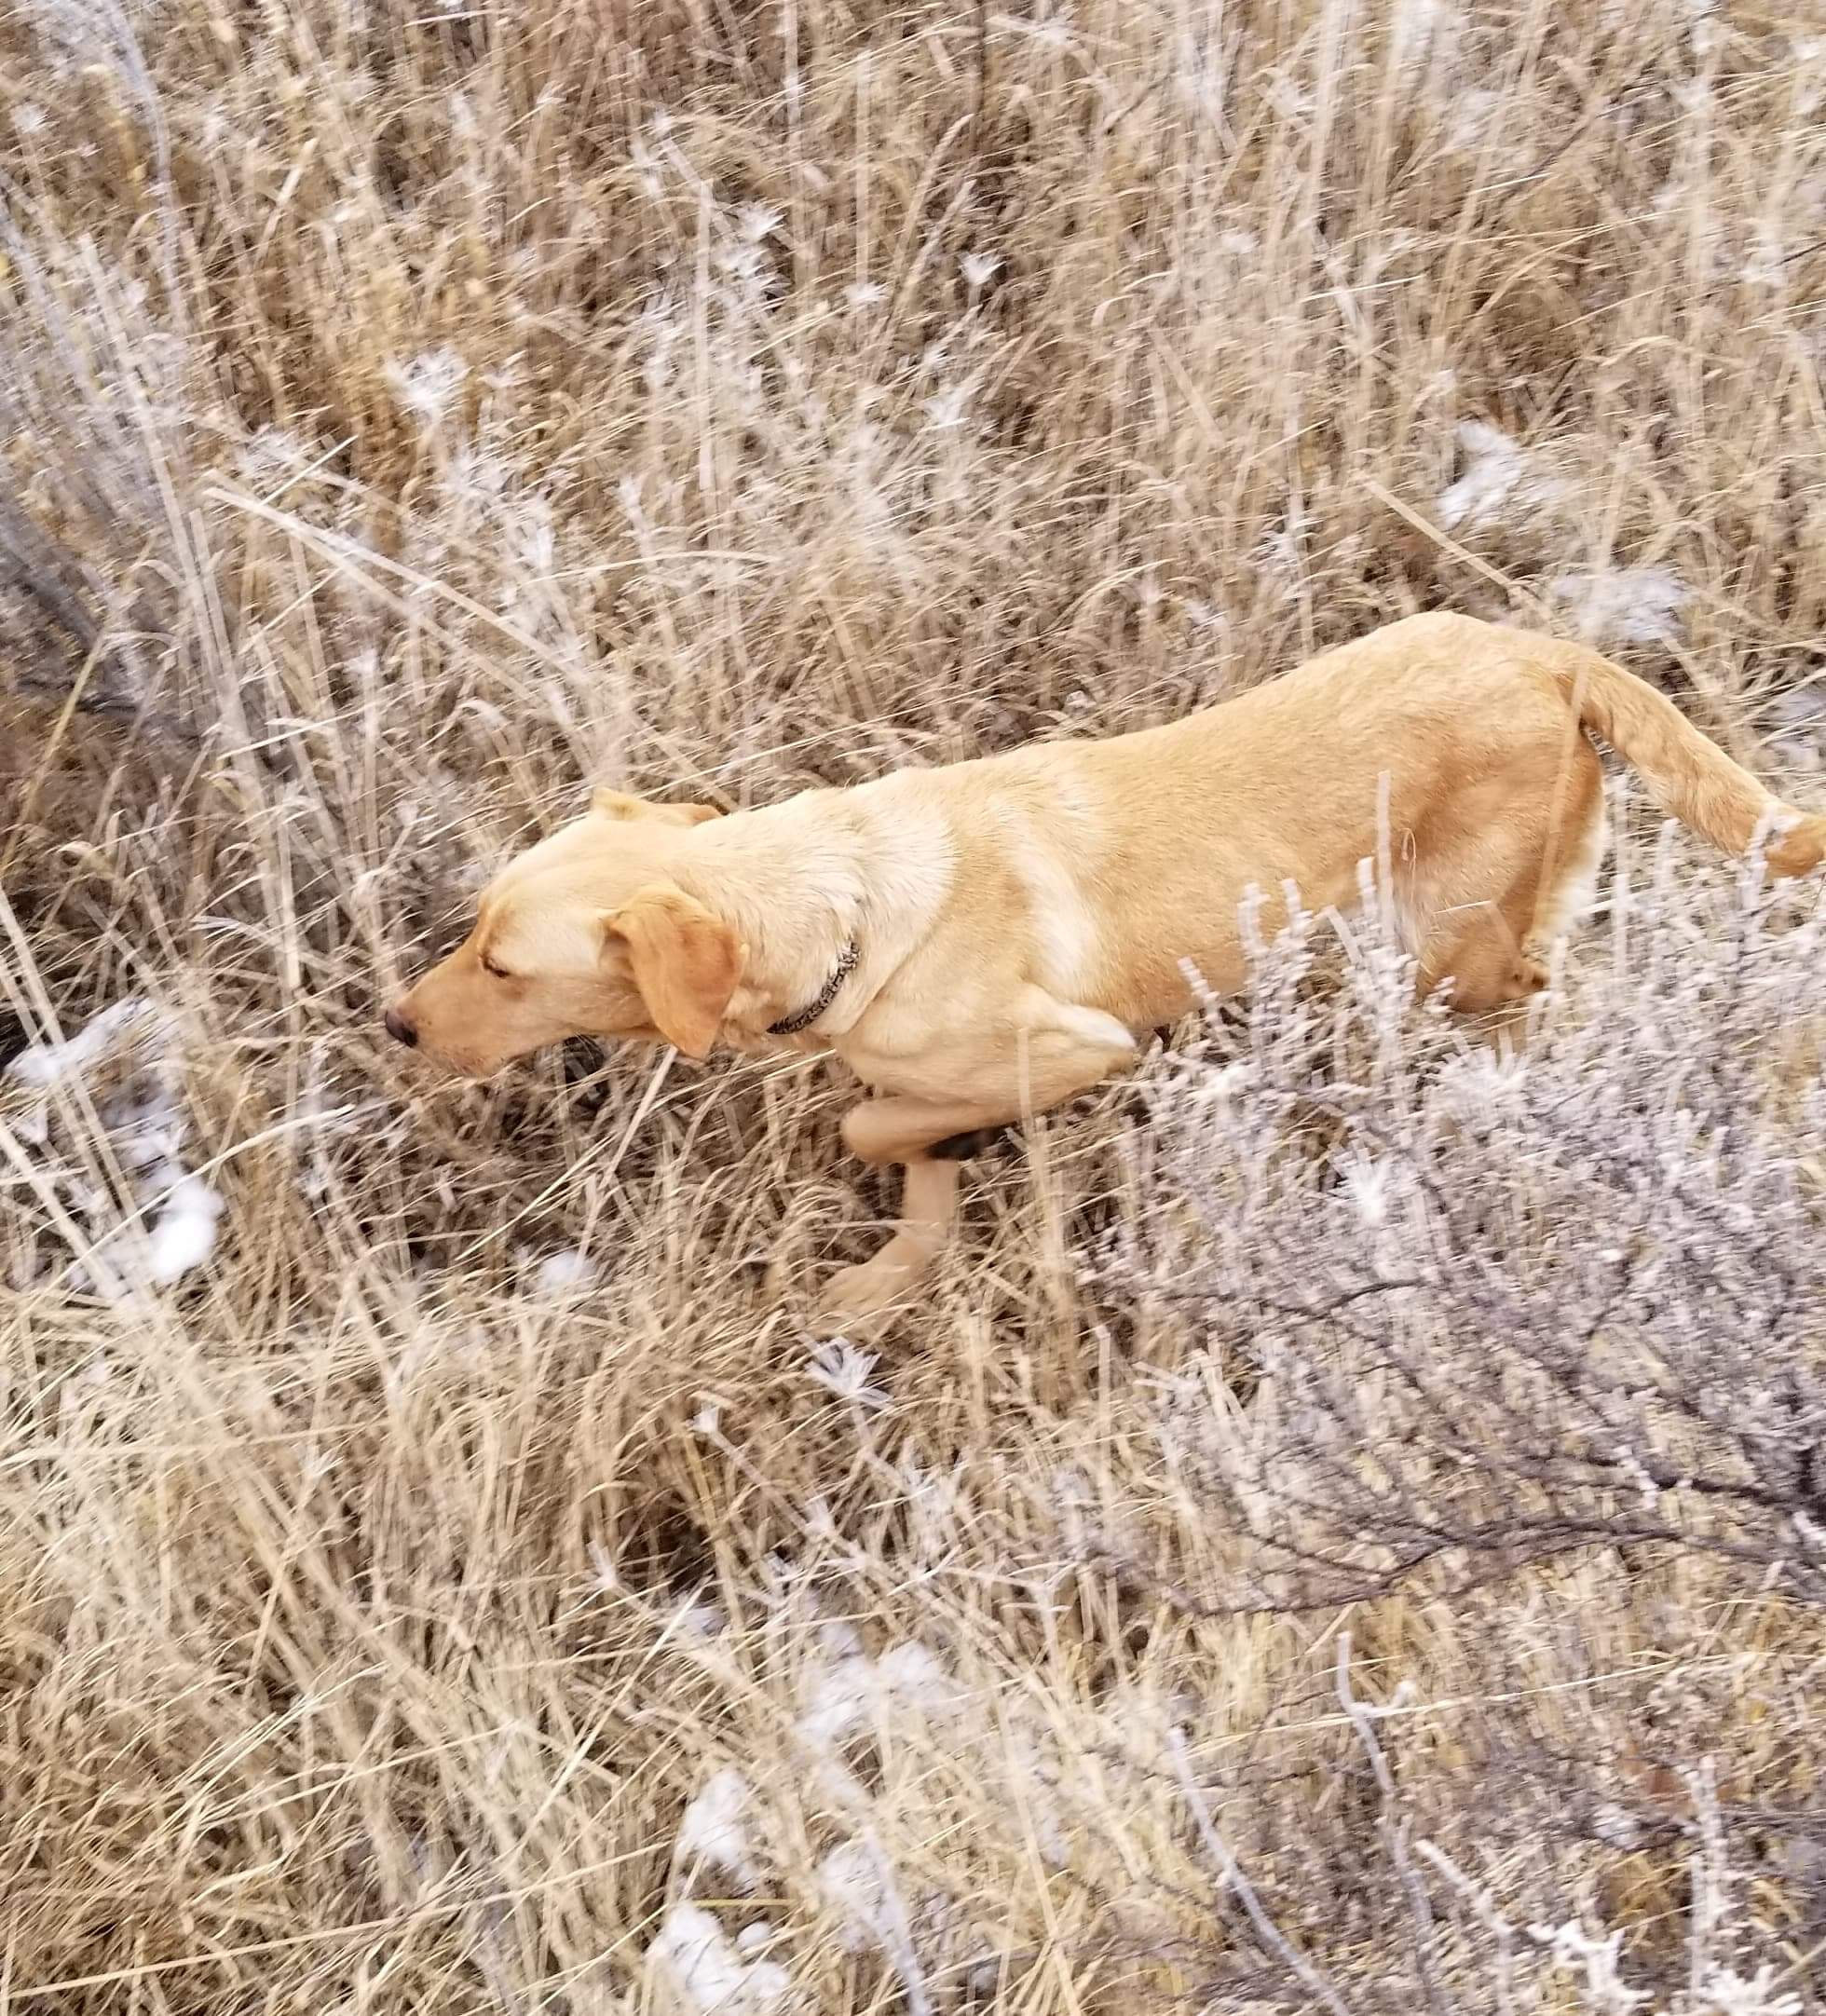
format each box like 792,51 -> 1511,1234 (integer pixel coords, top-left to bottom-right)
769,940 -> 860,1036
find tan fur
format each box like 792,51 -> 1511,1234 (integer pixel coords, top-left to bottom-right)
388,613 -> 1825,1326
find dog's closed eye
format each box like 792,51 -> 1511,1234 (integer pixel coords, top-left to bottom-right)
481,953 -> 513,979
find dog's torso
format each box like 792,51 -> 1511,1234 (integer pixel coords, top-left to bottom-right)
813,612 -> 1582,1091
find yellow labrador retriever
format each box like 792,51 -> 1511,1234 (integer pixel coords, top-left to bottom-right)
385,612 -> 1824,1326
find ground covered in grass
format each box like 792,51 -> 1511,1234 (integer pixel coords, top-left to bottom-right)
3,2 -> 1826,2009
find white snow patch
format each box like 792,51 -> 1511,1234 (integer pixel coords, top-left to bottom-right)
815,1616 -> 865,1661
1741,221 -> 1787,290
796,1641 -> 962,1749
1795,36 -> 1826,116
646,1902 -> 790,2013
1547,566 -> 1687,647
142,1172 -> 225,1286
7,1000 -> 220,1299
1004,1728 -> 1073,1869
816,1834 -> 967,1992
1442,85 -> 1506,152
533,1248 -> 595,1297
797,1657 -> 879,1750
876,1641 -> 956,1705
817,1840 -> 892,1955
1435,421 -> 1549,530
7,998 -> 164,1095
676,1768 -> 763,1891
1390,0 -> 1457,68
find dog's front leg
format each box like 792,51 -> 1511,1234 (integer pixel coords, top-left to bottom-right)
813,1006 -> 1138,1331
813,1142 -> 967,1333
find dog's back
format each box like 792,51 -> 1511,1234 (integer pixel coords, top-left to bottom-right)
900,612 -> 1819,1029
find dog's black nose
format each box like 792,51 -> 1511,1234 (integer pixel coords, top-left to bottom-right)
384,1006 -> 418,1049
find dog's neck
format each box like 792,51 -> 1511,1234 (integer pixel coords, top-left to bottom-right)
675,797 -> 876,1047
769,938 -> 861,1035
676,785 -> 952,1051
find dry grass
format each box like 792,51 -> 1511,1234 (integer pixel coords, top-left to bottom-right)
3,0 -> 1826,2009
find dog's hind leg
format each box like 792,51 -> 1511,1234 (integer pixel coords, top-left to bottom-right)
1418,743 -> 1607,1018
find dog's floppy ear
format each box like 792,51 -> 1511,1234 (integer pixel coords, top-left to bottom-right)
606,886 -> 742,1058
591,786 -> 722,828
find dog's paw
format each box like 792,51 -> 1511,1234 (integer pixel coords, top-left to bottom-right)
811,1255 -> 921,1336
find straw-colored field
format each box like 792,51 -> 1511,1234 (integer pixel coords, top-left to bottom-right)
3,2 -> 1824,2009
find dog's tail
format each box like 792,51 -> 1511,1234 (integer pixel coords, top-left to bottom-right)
1552,642 -> 1826,878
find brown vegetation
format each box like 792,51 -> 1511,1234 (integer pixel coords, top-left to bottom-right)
2,1 -> 1824,2009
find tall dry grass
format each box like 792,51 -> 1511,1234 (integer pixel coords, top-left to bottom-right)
2,0 -> 1825,2009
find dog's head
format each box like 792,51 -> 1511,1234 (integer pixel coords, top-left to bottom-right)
384,789 -> 743,1076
